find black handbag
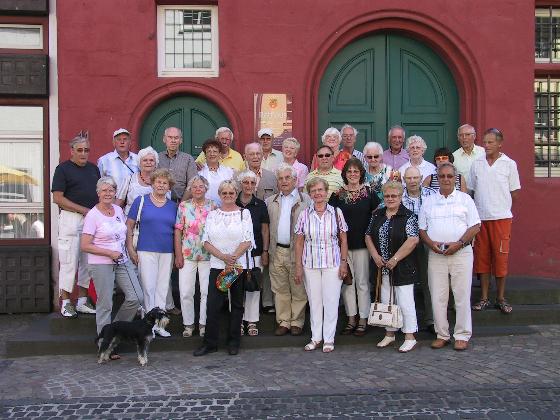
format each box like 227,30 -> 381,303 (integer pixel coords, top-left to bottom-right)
244,251 -> 262,292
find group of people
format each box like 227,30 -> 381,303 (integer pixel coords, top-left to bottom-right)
51,121 -> 520,356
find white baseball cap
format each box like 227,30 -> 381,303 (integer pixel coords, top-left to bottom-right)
258,128 -> 273,138
113,128 -> 131,138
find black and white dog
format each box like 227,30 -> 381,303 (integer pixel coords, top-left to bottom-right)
95,307 -> 169,366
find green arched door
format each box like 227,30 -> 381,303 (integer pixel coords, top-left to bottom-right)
140,96 -> 230,156
319,34 -> 459,160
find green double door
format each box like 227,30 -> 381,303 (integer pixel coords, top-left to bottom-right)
319,34 -> 459,160
140,96 -> 230,156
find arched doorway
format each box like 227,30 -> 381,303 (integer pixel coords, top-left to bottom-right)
140,96 -> 230,156
319,33 -> 459,160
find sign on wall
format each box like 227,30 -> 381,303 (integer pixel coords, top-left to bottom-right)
253,93 -> 293,149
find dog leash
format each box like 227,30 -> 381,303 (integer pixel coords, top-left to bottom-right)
115,257 -> 146,317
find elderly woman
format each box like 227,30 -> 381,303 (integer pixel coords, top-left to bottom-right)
174,175 -> 217,338
126,168 -> 177,337
198,138 -> 234,206
116,147 -> 167,215
422,147 -> 467,192
295,177 -> 349,353
397,135 -> 436,183
81,176 -> 143,341
329,158 -> 380,336
365,181 -> 420,353
363,141 -> 393,202
282,137 -> 309,192
235,171 -> 270,336
311,127 -> 350,171
194,180 -> 255,357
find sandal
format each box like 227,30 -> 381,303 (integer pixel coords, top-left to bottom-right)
322,342 -> 335,353
495,299 -> 513,314
304,340 -> 321,351
241,324 -> 245,336
340,322 -> 356,335
353,323 -> 367,337
247,323 -> 259,336
472,299 -> 491,311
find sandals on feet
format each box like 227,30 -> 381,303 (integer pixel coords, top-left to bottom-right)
495,299 -> 513,314
322,342 -> 335,353
340,323 -> 356,335
472,299 -> 491,311
304,340 -> 321,351
353,323 -> 367,337
247,323 -> 259,336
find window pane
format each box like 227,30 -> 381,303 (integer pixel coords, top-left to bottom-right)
0,25 -> 42,49
535,8 -> 560,63
0,106 -> 45,238
534,78 -> 560,177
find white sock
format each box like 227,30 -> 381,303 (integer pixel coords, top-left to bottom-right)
77,296 -> 87,306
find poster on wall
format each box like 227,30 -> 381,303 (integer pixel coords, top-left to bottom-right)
254,94 -> 293,149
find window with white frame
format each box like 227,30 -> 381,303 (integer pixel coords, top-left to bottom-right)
0,24 -> 43,49
157,5 -> 219,77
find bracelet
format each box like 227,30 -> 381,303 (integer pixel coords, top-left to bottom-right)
341,258 -> 347,262
263,250 -> 268,253
392,257 -> 398,262
459,239 -> 465,248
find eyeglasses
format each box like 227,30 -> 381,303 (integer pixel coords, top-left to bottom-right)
241,180 -> 257,185
458,133 -> 475,138
220,191 -> 236,196
366,155 -> 380,159
384,194 -> 401,199
317,153 -> 332,158
435,156 -> 449,162
437,174 -> 455,179
74,148 -> 90,153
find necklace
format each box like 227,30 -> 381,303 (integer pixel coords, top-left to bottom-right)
139,172 -> 151,185
151,193 -> 166,204
192,199 -> 206,207
98,205 -> 114,216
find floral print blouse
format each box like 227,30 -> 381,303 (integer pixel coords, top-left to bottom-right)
175,199 -> 217,261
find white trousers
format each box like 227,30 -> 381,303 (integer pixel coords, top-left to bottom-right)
428,246 -> 473,341
243,256 -> 262,323
137,251 -> 173,311
303,266 -> 342,344
58,210 -> 90,294
342,248 -> 371,319
380,274 -> 418,334
178,260 -> 211,326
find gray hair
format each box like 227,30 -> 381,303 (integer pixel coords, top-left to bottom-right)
163,127 -> 182,139
382,180 -> 404,195
340,124 -> 358,137
275,162 -> 297,179
437,162 -> 457,176
244,142 -> 262,154
215,127 -> 234,142
218,179 -> 239,195
388,125 -> 406,140
321,127 -> 341,143
457,124 -> 476,136
363,141 -> 384,155
186,175 -> 209,192
236,170 -> 258,184
406,135 -> 427,151
70,131 -> 89,148
403,166 -> 422,178
137,146 -> 159,166
282,137 -> 301,150
306,177 -> 329,194
96,176 -> 117,193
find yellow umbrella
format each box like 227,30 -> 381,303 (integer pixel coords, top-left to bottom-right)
0,164 -> 39,186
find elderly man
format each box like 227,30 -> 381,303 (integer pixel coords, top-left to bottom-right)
452,124 -> 485,184
341,124 -> 366,167
266,163 -> 312,335
97,128 -> 139,191
402,166 -> 436,334
469,128 -> 521,315
305,145 -> 343,198
419,162 -> 481,351
382,125 -> 409,170
195,127 -> 245,171
258,128 -> 283,172
52,132 -> 100,318
245,142 -> 279,201
158,127 -> 197,203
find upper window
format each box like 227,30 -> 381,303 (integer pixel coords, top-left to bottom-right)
157,5 -> 219,78
0,24 -> 43,49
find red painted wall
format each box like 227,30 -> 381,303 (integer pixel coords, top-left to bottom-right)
56,0 -> 559,278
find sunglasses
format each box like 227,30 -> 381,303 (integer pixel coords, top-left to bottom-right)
384,194 -> 401,199
74,148 -> 90,153
366,155 -> 380,159
437,174 -> 455,179
317,153 -> 332,158
435,156 -> 449,162
220,191 -> 236,196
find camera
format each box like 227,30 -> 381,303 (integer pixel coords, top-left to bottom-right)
438,243 -> 449,252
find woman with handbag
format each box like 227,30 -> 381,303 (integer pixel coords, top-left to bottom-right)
295,177 -> 349,353
329,158 -> 380,337
365,180 -> 420,353
174,175 -> 217,338
126,168 -> 177,337
235,171 -> 270,337
194,180 -> 255,357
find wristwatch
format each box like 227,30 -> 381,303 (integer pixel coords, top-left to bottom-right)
459,239 -> 465,248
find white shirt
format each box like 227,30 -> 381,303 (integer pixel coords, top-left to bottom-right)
468,153 -> 521,220
198,164 -> 234,206
398,159 -> 436,184
97,150 -> 139,190
116,173 -> 171,216
261,149 -> 283,172
419,189 -> 481,243
452,145 -> 485,183
276,188 -> 298,245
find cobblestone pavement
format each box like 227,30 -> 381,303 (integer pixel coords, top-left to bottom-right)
0,315 -> 559,418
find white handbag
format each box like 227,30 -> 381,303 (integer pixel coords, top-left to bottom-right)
367,269 -> 403,329
132,195 -> 144,251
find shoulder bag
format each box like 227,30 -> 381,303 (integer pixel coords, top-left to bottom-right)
241,209 -> 262,292
334,207 -> 353,285
367,269 -> 403,329
132,195 -> 144,251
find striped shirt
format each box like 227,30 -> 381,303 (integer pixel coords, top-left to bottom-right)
294,205 -> 348,269
97,150 -> 139,191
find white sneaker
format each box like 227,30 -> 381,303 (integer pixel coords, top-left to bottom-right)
61,302 -> 78,318
377,335 -> 396,348
76,301 -> 96,314
399,339 -> 417,353
199,325 -> 205,337
182,325 -> 194,338
154,325 -> 171,337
